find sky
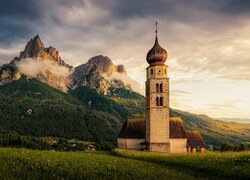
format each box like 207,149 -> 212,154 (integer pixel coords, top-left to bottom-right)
0,0 -> 250,120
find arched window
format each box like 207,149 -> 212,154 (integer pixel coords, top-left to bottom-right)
151,69 -> 153,75
156,97 -> 159,106
156,83 -> 159,92
160,97 -> 163,106
165,68 -> 167,75
160,84 -> 163,93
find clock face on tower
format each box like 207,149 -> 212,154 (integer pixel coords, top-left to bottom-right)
157,69 -> 162,76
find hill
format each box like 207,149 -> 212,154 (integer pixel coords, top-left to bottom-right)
171,110 -> 250,147
0,148 -> 249,179
0,78 -> 143,148
0,78 -> 249,149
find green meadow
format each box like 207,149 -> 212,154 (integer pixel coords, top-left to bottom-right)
0,148 -> 249,180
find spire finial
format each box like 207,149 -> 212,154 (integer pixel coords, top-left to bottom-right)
155,21 -> 158,34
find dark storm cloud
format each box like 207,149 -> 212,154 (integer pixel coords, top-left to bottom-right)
0,0 -> 43,45
0,18 -> 33,45
220,0 -> 250,15
0,0 -> 249,45
110,0 -> 175,19
0,0 -> 41,18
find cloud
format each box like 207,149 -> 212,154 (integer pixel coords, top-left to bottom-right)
171,90 -> 190,96
16,58 -> 72,92
104,72 -> 143,94
220,0 -> 250,15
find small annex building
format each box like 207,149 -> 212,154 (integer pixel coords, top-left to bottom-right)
117,117 -> 206,153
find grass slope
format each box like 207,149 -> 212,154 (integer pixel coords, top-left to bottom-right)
114,149 -> 250,179
0,148 -> 200,180
0,148 -> 249,179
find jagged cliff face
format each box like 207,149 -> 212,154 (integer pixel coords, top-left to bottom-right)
10,35 -> 72,69
0,35 -> 73,92
72,55 -> 135,95
0,35 -> 139,94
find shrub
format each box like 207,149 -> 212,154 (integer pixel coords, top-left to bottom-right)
220,142 -> 233,151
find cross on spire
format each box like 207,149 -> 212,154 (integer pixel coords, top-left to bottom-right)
155,21 -> 158,34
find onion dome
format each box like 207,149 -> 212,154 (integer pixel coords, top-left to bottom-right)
146,22 -> 168,65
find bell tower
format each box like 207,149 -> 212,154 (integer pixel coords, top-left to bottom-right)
145,22 -> 170,152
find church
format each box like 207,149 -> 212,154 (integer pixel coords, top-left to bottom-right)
117,24 -> 206,153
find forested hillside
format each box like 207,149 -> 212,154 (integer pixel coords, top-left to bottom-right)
0,78 -> 143,148
0,78 -> 249,149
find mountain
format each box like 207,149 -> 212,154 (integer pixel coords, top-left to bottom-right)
0,35 -> 139,94
71,55 -> 140,95
10,35 -> 72,68
0,35 -> 249,149
0,35 -> 73,92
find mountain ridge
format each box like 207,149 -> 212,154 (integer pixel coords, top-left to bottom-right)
0,35 -> 139,94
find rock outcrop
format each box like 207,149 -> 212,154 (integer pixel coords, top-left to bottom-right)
72,55 -> 135,95
0,65 -> 21,85
10,35 -> 72,69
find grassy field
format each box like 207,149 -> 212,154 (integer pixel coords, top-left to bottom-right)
114,149 -> 250,179
0,148 -> 249,180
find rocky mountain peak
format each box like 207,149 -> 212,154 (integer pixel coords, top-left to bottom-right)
1,35 -> 73,92
34,34 -> 44,48
19,34 -> 45,58
11,35 -> 72,69
84,55 -> 127,75
72,55 -> 135,94
84,55 -> 126,75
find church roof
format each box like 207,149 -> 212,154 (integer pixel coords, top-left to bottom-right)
169,117 -> 187,138
186,131 -> 206,148
118,117 -> 206,148
118,117 -> 187,139
118,118 -> 146,139
146,35 -> 167,66
146,22 -> 167,66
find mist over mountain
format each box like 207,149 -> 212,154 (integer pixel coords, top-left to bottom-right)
0,35 -> 141,94
72,55 -> 141,94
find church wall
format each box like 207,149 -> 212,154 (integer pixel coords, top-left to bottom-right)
148,107 -> 169,142
149,143 -> 170,152
169,138 -> 187,153
117,138 -> 145,150
146,76 -> 170,143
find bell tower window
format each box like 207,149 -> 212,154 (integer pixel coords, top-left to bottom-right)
160,97 -> 163,106
160,84 -> 163,92
156,83 -> 159,92
156,96 -> 163,106
151,69 -> 153,75
156,97 -> 159,106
